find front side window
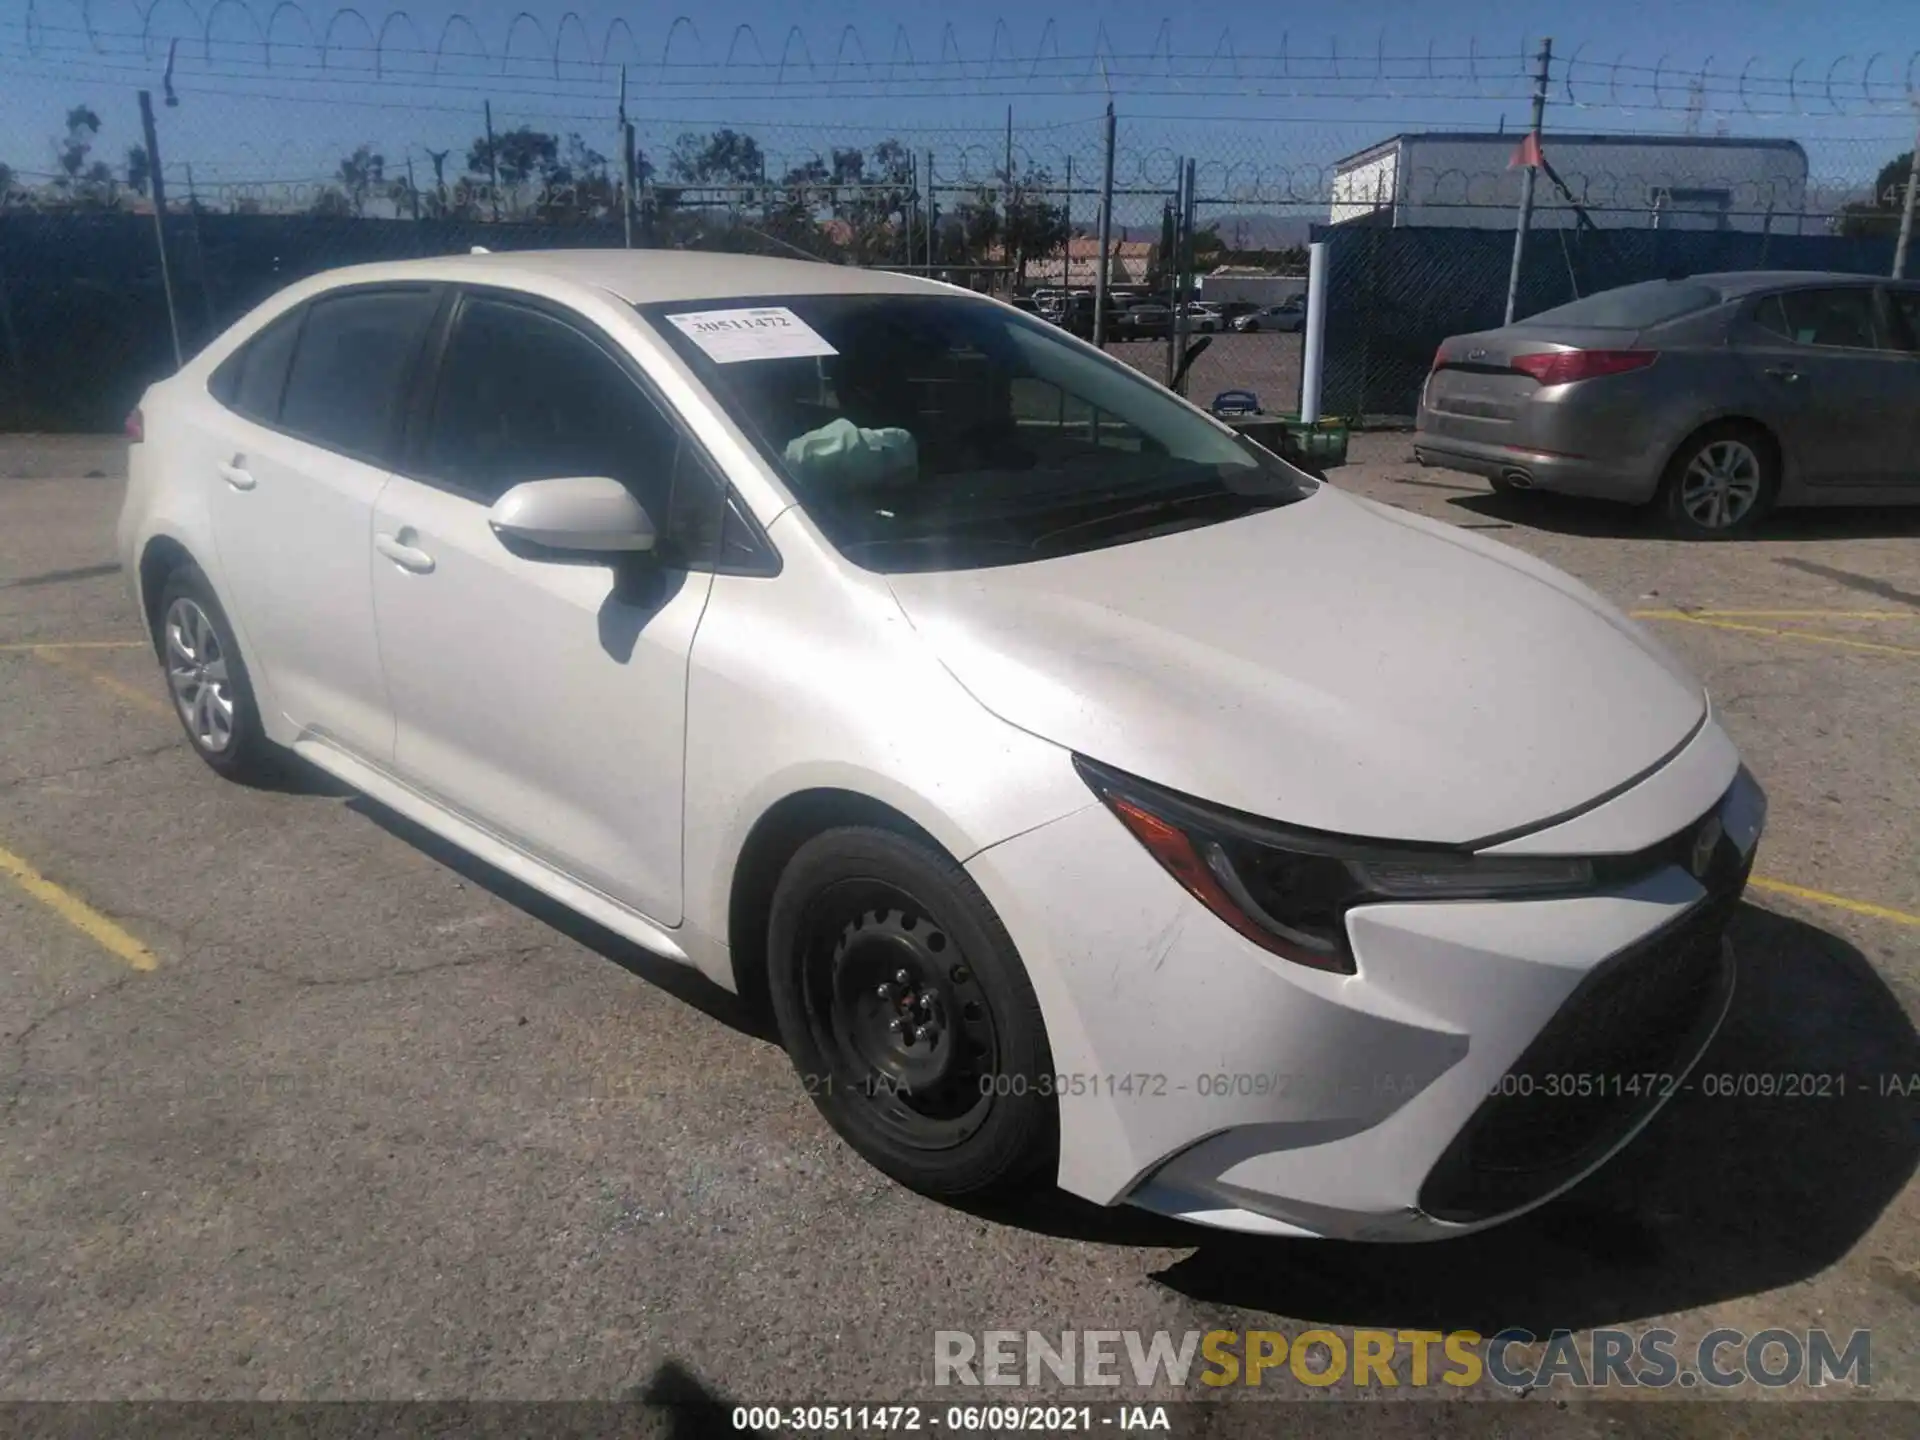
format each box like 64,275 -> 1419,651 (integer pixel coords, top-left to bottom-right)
420,296 -> 724,565
279,288 -> 440,461
639,293 -> 1314,573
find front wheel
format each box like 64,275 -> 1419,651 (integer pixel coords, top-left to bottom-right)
1659,424 -> 1779,538
767,826 -> 1058,1199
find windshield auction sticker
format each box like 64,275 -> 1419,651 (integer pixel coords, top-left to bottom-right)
665,307 -> 839,364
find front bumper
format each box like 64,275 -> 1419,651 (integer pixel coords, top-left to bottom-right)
963,732 -> 1762,1241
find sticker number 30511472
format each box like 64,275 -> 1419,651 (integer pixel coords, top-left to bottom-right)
665,307 -> 840,364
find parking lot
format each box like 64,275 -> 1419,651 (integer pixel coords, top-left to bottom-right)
2,431 -> 1918,1412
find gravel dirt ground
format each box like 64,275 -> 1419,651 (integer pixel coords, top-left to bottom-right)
1,432 -> 1916,1428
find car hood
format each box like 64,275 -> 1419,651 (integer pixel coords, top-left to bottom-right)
885,485 -> 1706,845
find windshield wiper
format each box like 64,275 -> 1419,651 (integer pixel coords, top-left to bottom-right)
1027,487 -> 1283,551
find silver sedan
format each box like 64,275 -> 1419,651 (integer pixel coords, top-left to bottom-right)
1415,271 -> 1920,537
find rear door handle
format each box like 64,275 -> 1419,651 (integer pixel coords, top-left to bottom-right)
374,532 -> 436,575
1764,366 -> 1802,383
218,458 -> 256,490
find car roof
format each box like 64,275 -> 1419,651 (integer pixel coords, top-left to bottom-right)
285,249 -> 949,305
1687,270 -> 1892,298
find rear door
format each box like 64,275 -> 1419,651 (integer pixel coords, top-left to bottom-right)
1880,285 -> 1920,485
1741,285 -> 1917,487
204,285 -> 442,757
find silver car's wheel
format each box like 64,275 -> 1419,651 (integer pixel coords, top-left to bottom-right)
164,597 -> 236,753
1679,439 -> 1763,531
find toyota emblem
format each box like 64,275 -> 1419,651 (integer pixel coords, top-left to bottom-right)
1690,818 -> 1723,880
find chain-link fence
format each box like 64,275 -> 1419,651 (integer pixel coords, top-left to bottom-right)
4,3 -> 1918,429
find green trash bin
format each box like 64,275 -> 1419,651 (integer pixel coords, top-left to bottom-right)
1217,413 -> 1350,472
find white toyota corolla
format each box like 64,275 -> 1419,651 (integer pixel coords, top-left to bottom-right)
118,251 -> 1765,1240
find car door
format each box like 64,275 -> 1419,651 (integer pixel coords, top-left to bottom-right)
1741,285 -> 1916,487
1880,285 -> 1920,485
204,285 -> 441,757
369,290 -> 724,925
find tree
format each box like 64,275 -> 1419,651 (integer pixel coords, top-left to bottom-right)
466,126 -> 560,216
55,105 -> 100,186
540,132 -> 615,221
1837,151 -> 1915,238
668,128 -> 765,186
309,187 -> 354,217
125,144 -> 150,196
1002,169 -> 1071,287
337,144 -> 385,217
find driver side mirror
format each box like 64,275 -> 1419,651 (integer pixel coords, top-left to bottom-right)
487,476 -> 656,556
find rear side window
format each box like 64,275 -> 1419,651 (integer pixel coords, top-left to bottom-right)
1524,280 -> 1722,329
420,296 -> 728,567
210,307 -> 304,423
279,288 -> 440,461
1760,288 -> 1884,350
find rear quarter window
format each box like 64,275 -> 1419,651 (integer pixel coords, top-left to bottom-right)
209,306 -> 304,422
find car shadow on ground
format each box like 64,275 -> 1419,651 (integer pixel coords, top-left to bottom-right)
986,904 -> 1920,1335
342,787 -> 780,1044
1444,487 -> 1920,542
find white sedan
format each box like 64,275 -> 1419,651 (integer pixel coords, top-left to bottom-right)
119,251 -> 1764,1239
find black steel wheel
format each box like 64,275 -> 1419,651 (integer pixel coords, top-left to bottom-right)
767,826 -> 1057,1198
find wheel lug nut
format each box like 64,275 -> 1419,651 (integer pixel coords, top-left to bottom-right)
876,983 -> 897,1001
888,1017 -> 908,1034
912,1026 -> 932,1044
895,969 -> 912,985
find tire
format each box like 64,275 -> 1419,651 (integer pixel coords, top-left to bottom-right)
767,825 -> 1058,1200
152,563 -> 279,782
1659,422 -> 1780,539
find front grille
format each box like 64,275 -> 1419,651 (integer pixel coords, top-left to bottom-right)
1418,850 -> 1748,1224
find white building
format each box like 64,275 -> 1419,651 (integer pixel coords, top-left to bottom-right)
1329,132 -> 1811,234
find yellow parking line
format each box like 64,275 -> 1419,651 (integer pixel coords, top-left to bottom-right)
0,640 -> 146,652
0,842 -> 158,970
1634,612 -> 1920,659
1630,609 -> 1916,624
31,648 -> 173,718
1749,876 -> 1920,930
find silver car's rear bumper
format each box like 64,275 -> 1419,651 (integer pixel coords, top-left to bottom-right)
1413,430 -> 1664,505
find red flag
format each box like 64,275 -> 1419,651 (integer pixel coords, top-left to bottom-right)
1509,132 -> 1544,170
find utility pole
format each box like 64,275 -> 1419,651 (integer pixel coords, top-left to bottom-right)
925,148 -> 936,272
1165,162 -> 1185,387
1093,102 -> 1116,346
405,155 -> 420,219
618,66 -> 632,249
1503,37 -> 1553,326
1894,113 -> 1920,279
483,99 -> 502,222
138,89 -> 182,371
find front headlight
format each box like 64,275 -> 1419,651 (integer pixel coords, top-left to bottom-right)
1073,756 -> 1597,974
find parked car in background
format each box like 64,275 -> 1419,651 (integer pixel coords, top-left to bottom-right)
1182,302 -> 1226,334
1416,271 -> 1920,537
1119,302 -> 1172,339
1234,298 -> 1306,333
118,249 -> 1763,1240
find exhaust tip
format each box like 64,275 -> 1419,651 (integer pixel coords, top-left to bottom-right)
1499,468 -> 1534,489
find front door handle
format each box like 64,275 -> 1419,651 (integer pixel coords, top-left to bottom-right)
1764,366 -> 1802,383
374,532 -> 436,574
218,458 -> 256,490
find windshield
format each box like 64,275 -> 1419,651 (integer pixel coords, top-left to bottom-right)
1522,280 -> 1722,330
638,292 -> 1315,573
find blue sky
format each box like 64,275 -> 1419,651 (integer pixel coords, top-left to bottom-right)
2,0 -> 1913,218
